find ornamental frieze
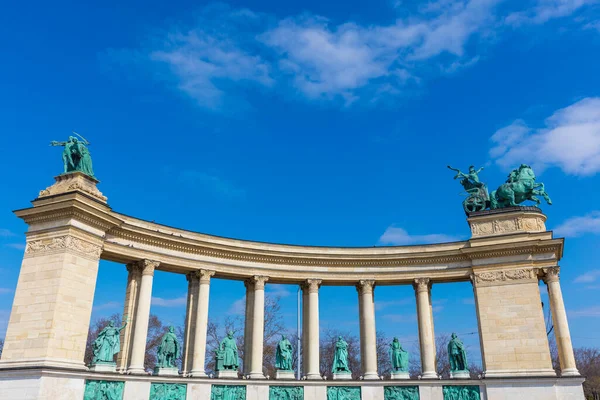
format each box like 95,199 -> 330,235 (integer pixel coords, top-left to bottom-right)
473,268 -> 537,286
25,235 -> 102,259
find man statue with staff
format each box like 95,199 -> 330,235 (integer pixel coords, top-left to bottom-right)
51,131 -> 95,178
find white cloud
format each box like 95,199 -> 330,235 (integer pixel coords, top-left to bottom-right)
266,284 -> 292,298
570,305 -> 600,318
462,298 -> 475,305
375,298 -> 413,311
93,301 -> 122,312
379,225 -> 460,245
506,0 -> 597,26
228,296 -> 246,315
490,97 -> 600,175
151,296 -> 187,307
5,243 -> 25,250
0,229 -> 15,237
573,269 -> 600,283
554,211 -> 600,237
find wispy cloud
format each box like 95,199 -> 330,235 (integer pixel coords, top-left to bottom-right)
267,284 -> 293,298
178,169 -> 245,199
462,298 -> 475,305
0,229 -> 15,237
570,306 -> 600,318
506,0 -> 597,26
151,296 -> 187,307
375,298 -> 413,311
0,288 -> 13,295
574,269 -> 600,284
0,309 -> 10,337
93,301 -> 122,312
490,97 -> 600,176
383,313 -> 417,323
554,211 -> 600,237
228,296 -> 246,315
5,243 -> 25,250
379,225 -> 460,245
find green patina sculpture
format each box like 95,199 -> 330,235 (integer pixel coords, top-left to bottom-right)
211,385 -> 246,400
91,320 -> 127,365
332,336 -> 351,374
384,386 -> 419,400
448,333 -> 469,373
269,386 -> 303,400
156,326 -> 181,369
390,337 -> 409,372
442,385 -> 480,400
490,164 -> 552,209
150,383 -> 186,400
275,335 -> 293,371
51,132 -> 95,178
83,380 -> 124,400
215,331 -> 239,371
327,386 -> 361,400
448,164 -> 552,212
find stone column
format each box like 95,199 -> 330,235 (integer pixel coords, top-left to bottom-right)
182,272 -> 200,376
544,267 -> 579,376
301,283 -> 309,377
305,279 -> 322,380
117,263 -> 143,372
357,280 -> 379,379
414,278 -> 437,379
249,276 -> 269,379
243,279 -> 255,376
190,269 -> 215,377
127,259 -> 159,374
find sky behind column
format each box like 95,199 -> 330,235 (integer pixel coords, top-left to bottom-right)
1,0 -> 600,366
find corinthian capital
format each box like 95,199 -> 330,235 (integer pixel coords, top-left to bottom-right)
543,266 -> 560,284
197,269 -> 216,284
126,262 -> 143,276
306,279 -> 322,293
139,259 -> 159,276
413,277 -> 431,293
253,275 -> 269,290
357,279 -> 376,295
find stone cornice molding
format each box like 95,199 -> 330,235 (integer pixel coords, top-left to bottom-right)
542,266 -> 560,284
413,278 -> 431,293
197,269 -> 216,284
139,259 -> 159,276
357,279 -> 376,295
25,234 -> 102,260
472,267 -> 538,286
306,279 -> 322,293
253,275 -> 269,290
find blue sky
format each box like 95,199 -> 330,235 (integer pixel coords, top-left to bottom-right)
1,0 -> 600,368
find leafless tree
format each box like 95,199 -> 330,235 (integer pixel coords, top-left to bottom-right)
376,331 -> 392,378
574,347 -> 600,400
0,337 -> 5,358
435,333 -> 451,379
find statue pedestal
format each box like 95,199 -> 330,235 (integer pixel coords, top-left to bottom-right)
153,367 -> 179,376
333,372 -> 352,380
216,370 -> 239,379
89,362 -> 116,373
390,371 -> 410,380
275,370 -> 295,380
450,370 -> 470,379
38,172 -> 107,203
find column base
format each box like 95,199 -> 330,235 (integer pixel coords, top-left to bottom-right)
484,368 -> 556,377
275,370 -> 295,380
248,372 -> 266,379
153,367 -> 179,376
390,371 -> 410,380
450,370 -> 470,379
305,373 -> 323,380
362,372 -> 380,380
420,371 -> 438,379
190,369 -> 208,378
216,370 -> 239,379
560,368 -> 580,377
88,362 -> 116,373
127,367 -> 148,375
333,372 -> 352,380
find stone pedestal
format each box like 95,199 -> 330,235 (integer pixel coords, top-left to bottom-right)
153,367 -> 179,377
275,370 -> 295,380
88,363 -> 116,373
390,371 -> 410,380
215,370 -> 239,379
450,370 -> 470,379
333,372 -> 352,380
38,172 -> 107,203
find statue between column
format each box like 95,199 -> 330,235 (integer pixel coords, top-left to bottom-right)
275,335 -> 295,380
50,132 -> 95,178
89,320 -> 127,373
215,331 -> 240,378
154,326 -> 182,376
389,337 -> 410,379
332,336 -> 352,380
448,332 -> 470,379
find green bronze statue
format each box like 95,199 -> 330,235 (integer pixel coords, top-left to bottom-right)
389,337 -> 409,372
447,165 -> 489,213
91,320 -> 127,365
216,331 -> 239,371
275,335 -> 293,371
490,164 -> 552,209
156,326 -> 181,369
51,132 -> 95,178
448,333 -> 469,372
332,336 -> 351,374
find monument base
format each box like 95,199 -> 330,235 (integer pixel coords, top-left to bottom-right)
390,371 -> 410,380
153,367 -> 179,376
333,372 -> 352,380
88,362 -> 116,373
37,171 -> 107,203
450,370 -> 470,379
275,370 -> 295,380
216,370 -> 239,379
